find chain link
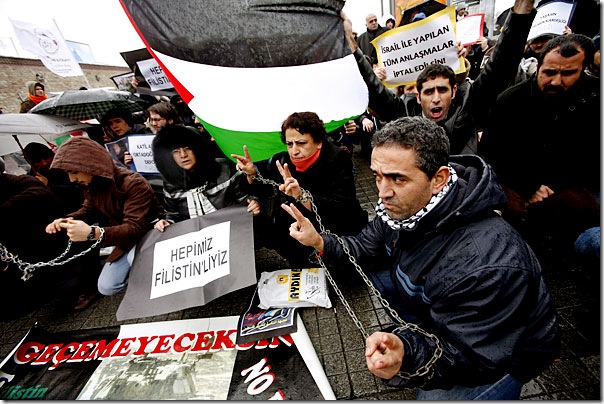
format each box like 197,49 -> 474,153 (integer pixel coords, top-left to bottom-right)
249,171 -> 442,381
0,228 -> 105,281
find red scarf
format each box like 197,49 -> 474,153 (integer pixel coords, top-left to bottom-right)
290,146 -> 321,173
29,93 -> 47,105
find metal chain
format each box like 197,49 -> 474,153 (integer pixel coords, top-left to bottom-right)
250,172 -> 442,381
0,228 -> 105,281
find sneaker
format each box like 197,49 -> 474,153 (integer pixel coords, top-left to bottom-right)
73,292 -> 99,311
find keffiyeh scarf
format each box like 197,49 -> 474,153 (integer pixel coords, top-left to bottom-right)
375,165 -> 458,230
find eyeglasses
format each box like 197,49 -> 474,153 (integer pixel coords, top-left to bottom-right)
172,146 -> 192,154
150,117 -> 166,122
368,18 -> 377,23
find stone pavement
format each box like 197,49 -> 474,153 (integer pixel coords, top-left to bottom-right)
0,149 -> 600,400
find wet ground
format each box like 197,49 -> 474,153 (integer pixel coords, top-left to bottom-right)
0,148 -> 600,399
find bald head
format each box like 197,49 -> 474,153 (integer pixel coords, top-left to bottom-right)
365,13 -> 379,31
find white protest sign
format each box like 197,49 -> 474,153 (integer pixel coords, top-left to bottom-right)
137,58 -> 173,91
527,1 -> 575,41
151,221 -> 231,299
373,6 -> 462,87
456,14 -> 485,46
127,134 -> 159,174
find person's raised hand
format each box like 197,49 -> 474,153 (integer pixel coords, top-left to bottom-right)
340,10 -> 357,52
281,203 -> 324,250
276,160 -> 302,200
230,145 -> 257,182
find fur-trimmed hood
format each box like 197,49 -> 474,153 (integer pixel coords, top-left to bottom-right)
152,125 -> 220,190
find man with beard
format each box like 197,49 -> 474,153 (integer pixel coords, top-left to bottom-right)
281,116 -> 559,400
479,34 -> 599,258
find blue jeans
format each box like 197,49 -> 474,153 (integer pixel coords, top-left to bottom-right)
418,373 -> 523,400
97,246 -> 136,296
574,227 -> 600,260
367,269 -> 524,400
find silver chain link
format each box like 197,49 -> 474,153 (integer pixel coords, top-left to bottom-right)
0,228 -> 105,281
250,171 -> 442,381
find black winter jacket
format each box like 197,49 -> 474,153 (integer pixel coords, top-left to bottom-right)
353,9 -> 537,155
247,140 -> 368,236
152,126 -> 248,223
479,73 -> 600,199
321,154 -> 560,390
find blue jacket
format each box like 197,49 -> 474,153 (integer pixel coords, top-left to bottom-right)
322,154 -> 560,389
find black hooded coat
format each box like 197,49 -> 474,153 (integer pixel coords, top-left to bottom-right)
152,126 -> 248,223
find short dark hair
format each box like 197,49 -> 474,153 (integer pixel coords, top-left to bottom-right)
538,33 -> 595,69
101,107 -> 134,128
280,112 -> 327,144
371,116 -> 449,178
23,142 -> 54,163
416,64 -> 456,93
147,101 -> 182,124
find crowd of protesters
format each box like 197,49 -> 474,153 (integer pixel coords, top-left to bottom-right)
1,0 -> 599,399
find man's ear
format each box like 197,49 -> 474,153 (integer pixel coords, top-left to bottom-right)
431,166 -> 450,194
415,91 -> 421,104
451,84 -> 457,99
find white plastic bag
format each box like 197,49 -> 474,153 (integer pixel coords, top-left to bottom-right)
257,268 -> 332,309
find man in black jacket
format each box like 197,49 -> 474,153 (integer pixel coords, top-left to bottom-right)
357,13 -> 390,66
343,0 -> 538,155
479,34 -> 600,256
282,116 -> 560,400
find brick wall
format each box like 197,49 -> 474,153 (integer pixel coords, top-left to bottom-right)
0,56 -> 131,114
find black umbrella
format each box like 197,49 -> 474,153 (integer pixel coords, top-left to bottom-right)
28,88 -> 149,122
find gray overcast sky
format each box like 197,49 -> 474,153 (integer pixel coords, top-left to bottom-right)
0,0 -> 389,67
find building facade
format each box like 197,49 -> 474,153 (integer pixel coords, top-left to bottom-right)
0,56 -> 131,114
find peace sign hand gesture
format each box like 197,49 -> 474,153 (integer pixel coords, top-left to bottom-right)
276,160 -> 303,201
281,203 -> 324,251
230,145 -> 257,183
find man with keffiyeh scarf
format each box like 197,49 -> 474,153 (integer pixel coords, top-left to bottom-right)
282,116 -> 559,400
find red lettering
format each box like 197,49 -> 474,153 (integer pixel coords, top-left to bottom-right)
210,330 -> 236,352
50,342 -> 80,370
191,331 -> 215,352
173,333 -> 195,352
14,342 -> 44,365
31,344 -> 62,366
113,338 -> 136,357
151,334 -> 175,354
133,336 -> 159,355
90,339 -> 120,359
70,341 -> 97,362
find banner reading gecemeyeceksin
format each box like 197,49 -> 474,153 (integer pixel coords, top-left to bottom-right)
9,18 -> 84,78
116,205 -> 257,321
0,317 -> 334,400
372,6 -> 463,87
119,0 -> 368,162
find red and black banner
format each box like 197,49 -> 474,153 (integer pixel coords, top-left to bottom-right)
0,316 -> 333,400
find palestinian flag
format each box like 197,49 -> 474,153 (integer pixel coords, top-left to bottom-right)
120,0 -> 368,161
